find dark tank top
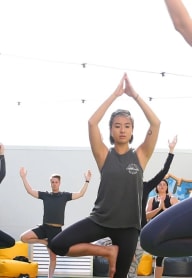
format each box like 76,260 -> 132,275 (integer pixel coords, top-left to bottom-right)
89,148 -> 143,230
152,194 -> 172,217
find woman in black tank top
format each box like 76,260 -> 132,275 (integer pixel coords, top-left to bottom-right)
146,179 -> 179,278
50,73 -> 161,278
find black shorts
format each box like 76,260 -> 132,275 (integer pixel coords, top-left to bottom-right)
32,224 -> 62,246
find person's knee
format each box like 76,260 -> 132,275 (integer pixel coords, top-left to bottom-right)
6,237 -> 15,248
20,231 -> 33,243
49,239 -> 69,256
9,238 -> 15,247
140,229 -> 156,252
20,233 -> 26,242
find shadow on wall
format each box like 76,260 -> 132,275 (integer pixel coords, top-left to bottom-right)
148,173 -> 192,201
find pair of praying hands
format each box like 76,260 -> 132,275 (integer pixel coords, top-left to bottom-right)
114,73 -> 138,100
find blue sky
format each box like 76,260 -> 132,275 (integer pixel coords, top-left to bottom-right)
1,0 -> 192,149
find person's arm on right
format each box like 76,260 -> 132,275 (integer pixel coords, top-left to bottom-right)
72,170 -> 92,200
164,0 -> 192,46
146,135 -> 177,193
19,167 -> 39,198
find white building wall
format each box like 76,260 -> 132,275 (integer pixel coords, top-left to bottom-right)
1,146 -> 192,241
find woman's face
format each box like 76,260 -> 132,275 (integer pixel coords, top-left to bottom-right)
156,180 -> 168,194
110,115 -> 133,144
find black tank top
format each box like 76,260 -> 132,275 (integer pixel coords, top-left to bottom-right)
89,148 -> 143,230
152,194 -> 172,217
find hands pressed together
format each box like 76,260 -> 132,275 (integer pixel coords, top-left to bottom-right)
114,73 -> 138,99
158,196 -> 166,211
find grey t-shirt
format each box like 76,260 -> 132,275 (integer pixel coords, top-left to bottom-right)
38,191 -> 72,225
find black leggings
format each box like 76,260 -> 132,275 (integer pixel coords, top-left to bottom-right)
156,256 -> 164,267
0,230 -> 15,249
50,217 -> 139,278
140,197 -> 192,257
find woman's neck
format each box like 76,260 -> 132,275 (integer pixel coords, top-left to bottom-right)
158,193 -> 167,197
114,144 -> 129,155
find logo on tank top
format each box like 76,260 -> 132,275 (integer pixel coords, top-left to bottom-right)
126,163 -> 139,174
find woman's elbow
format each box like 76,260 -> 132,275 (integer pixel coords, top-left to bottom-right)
156,119 -> 161,128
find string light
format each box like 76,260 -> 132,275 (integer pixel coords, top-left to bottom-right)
161,72 -> 165,77
81,63 -> 87,68
2,95 -> 189,106
1,53 -> 192,107
1,52 -> 192,78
